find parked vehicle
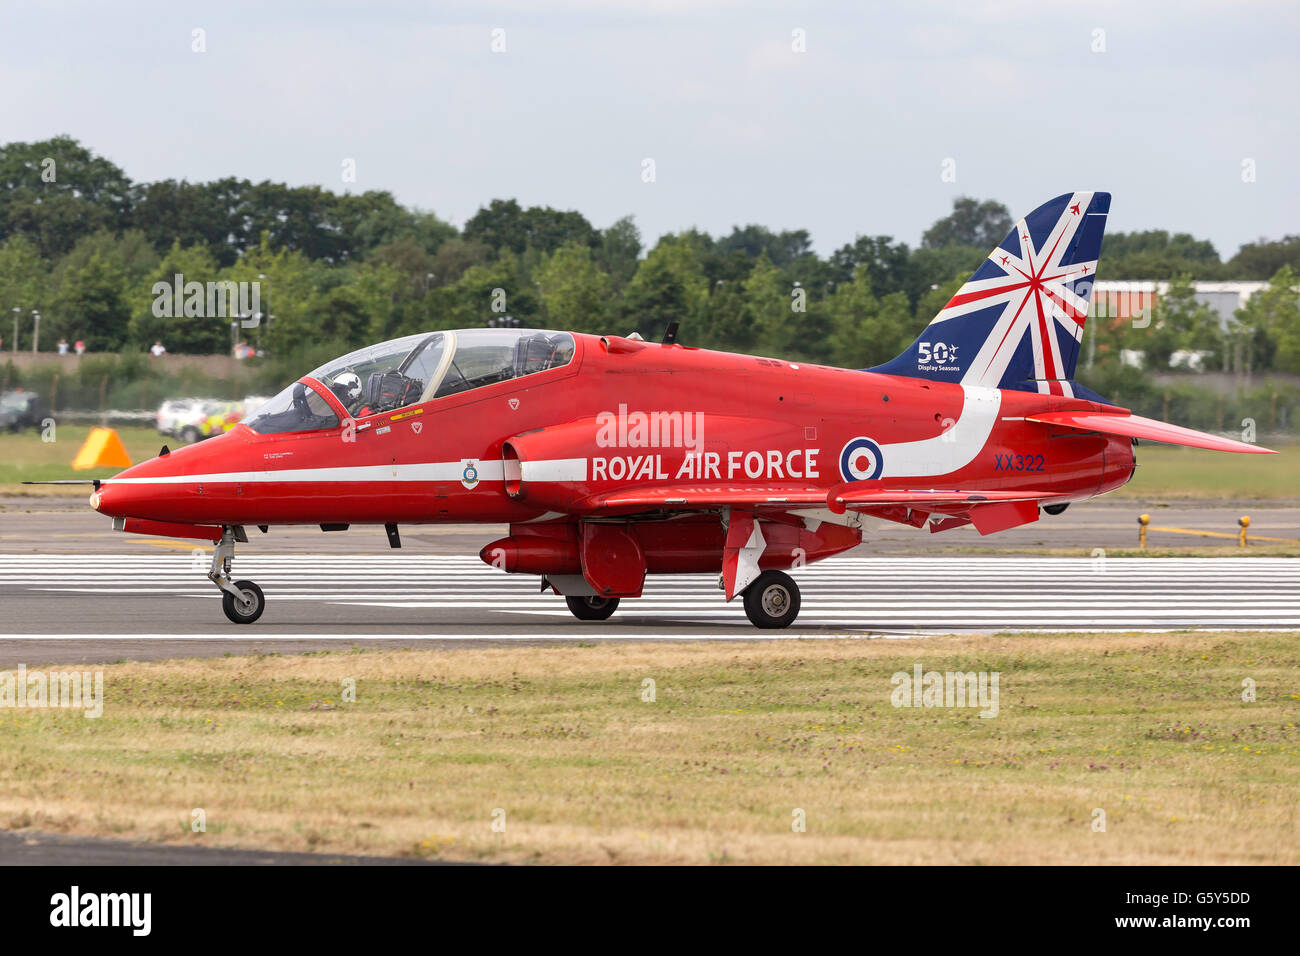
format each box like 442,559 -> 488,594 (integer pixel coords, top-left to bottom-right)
157,398 -> 225,444
0,390 -> 47,432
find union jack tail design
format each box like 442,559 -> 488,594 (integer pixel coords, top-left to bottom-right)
872,191 -> 1110,397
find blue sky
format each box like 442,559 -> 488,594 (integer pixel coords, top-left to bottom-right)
3,0 -> 1297,257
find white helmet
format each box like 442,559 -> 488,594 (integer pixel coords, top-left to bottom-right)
333,372 -> 362,401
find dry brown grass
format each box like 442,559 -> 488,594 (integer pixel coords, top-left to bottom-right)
1,633 -> 1296,864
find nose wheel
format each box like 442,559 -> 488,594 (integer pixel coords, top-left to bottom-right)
209,526 -> 265,624
222,580 -> 265,624
742,570 -> 801,629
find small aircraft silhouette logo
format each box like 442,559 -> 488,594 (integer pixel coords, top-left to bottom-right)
1069,201 -> 1081,215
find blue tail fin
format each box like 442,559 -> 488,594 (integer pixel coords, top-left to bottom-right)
872,191 -> 1110,397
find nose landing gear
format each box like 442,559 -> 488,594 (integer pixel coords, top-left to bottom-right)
209,526 -> 265,624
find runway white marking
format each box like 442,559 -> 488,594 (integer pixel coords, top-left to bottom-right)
1,555 -> 1298,634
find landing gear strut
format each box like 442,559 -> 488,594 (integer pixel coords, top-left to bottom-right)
565,595 -> 619,621
742,570 -> 801,629
209,526 -> 265,624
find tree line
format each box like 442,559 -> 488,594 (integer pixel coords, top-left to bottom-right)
2,136 -> 1298,379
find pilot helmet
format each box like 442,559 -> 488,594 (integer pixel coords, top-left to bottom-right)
332,371 -> 362,403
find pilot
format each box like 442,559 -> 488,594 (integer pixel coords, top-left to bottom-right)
329,372 -> 371,418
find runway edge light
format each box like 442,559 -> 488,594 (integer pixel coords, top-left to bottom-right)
72,427 -> 133,470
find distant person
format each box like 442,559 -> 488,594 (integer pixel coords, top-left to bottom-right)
234,340 -> 254,360
150,341 -> 166,357
57,338 -> 69,355
74,340 -> 86,355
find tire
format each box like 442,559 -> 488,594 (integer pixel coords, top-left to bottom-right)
565,595 -> 619,621
222,579 -> 265,624
180,426 -> 200,444
742,570 -> 801,629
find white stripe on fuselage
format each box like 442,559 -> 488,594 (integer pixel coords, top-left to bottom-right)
878,385 -> 1001,479
104,461 -> 511,485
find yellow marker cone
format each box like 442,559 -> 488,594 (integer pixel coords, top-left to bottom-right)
72,427 -> 133,470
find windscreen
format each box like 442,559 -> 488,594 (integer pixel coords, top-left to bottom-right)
244,381 -> 340,434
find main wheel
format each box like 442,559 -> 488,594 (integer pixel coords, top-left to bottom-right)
222,579 -> 265,624
565,595 -> 619,621
180,426 -> 200,444
742,570 -> 800,629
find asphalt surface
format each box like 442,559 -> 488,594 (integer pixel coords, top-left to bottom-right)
1,498 -> 1298,666
0,830 -> 455,866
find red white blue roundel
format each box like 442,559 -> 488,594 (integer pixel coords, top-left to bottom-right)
839,437 -> 883,481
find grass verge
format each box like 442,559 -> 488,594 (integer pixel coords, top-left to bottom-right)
0,633 -> 1296,864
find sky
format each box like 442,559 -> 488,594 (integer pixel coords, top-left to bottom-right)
3,0 -> 1297,259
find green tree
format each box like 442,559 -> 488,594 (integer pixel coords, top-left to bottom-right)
0,236 -> 47,349
598,216 -> 642,291
1143,276 -> 1222,370
921,197 -> 1012,250
620,238 -> 708,341
127,242 -> 237,354
0,136 -> 132,258
52,252 -> 131,351
1101,230 -> 1222,280
535,242 -> 613,334
1236,266 -> 1300,374
826,266 -> 915,368
742,253 -> 789,356
1224,236 -> 1300,280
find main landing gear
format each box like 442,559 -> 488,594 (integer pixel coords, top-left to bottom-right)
210,526 -> 265,624
554,574 -> 802,628
741,570 -> 801,629
565,595 -> 620,621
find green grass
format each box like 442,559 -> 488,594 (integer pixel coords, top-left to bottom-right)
0,425 -> 165,485
0,634 -> 1296,864
1119,442 -> 1299,499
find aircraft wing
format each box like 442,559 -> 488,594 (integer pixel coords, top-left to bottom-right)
1025,409 -> 1275,454
827,484 -> 1056,535
580,485 -> 828,513
828,486 -> 1056,512
580,482 -> 1055,536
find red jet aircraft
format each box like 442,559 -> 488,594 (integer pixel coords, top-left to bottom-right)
73,192 -> 1272,627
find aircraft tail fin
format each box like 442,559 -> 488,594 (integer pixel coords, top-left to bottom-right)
871,191 -> 1110,397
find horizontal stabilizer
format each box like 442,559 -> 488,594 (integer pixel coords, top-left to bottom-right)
1025,410 -> 1275,454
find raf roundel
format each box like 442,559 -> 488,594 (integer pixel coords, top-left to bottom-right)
839,437 -> 884,482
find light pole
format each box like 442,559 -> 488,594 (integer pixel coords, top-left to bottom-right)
31,310 -> 40,353
10,308 -> 18,353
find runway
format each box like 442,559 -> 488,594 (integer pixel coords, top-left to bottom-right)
2,552 -> 1299,663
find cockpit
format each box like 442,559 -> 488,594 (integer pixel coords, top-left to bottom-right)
245,328 -> 576,435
